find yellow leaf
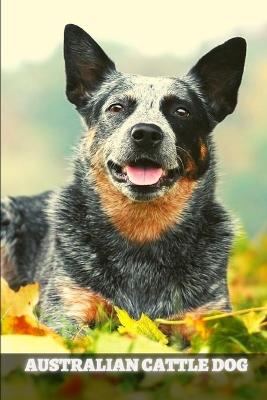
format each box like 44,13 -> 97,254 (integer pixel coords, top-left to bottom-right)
115,307 -> 168,345
114,307 -> 134,327
138,314 -> 168,344
1,278 -> 39,319
1,334 -> 69,353
1,278 -> 66,352
1,278 -> 55,336
183,313 -> 211,340
1,314 -> 56,336
240,311 -> 267,334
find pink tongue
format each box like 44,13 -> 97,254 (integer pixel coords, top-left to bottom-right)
125,165 -> 163,185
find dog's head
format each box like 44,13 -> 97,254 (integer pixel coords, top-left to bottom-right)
64,24 -> 246,202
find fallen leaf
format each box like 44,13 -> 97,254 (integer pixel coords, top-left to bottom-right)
1,278 -> 39,319
1,334 -> 69,353
183,313 -> 211,340
240,311 -> 267,334
2,315 -> 48,336
115,307 -> 168,345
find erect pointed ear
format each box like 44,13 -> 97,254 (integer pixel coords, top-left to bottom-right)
187,37 -> 246,123
64,24 -> 116,107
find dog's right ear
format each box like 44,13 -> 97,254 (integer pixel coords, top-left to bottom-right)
187,37 -> 246,123
64,24 -> 116,107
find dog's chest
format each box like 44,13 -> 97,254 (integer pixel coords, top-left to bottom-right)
92,244 -> 187,319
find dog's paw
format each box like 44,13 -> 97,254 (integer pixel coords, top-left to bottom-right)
1,197 -> 21,244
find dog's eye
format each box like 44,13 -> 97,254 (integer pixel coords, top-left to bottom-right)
107,104 -> 124,113
175,107 -> 190,118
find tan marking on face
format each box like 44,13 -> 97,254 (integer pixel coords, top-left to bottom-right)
185,158 -> 197,177
199,139 -> 208,161
90,150 -> 197,243
57,276 -> 113,325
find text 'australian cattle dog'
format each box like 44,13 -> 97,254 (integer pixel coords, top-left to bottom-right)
1,24 -> 246,333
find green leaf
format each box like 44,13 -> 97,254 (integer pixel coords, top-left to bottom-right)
191,315 -> 267,353
92,332 -> 176,353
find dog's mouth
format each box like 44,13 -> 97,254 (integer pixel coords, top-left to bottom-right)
107,159 -> 180,188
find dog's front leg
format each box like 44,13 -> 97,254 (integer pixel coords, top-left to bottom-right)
39,276 -> 113,337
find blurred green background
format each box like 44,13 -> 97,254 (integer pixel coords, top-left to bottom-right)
2,28 -> 267,237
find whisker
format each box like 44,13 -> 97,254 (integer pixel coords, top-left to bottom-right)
176,155 -> 185,172
175,145 -> 195,173
175,145 -> 192,161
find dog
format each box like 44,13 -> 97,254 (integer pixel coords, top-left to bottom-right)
1,24 -> 246,333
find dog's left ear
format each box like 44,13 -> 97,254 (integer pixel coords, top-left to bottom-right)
187,37 -> 246,122
64,24 -> 116,107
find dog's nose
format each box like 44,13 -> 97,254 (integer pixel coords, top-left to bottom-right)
130,123 -> 163,148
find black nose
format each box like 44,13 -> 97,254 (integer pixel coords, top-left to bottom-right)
130,123 -> 163,149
